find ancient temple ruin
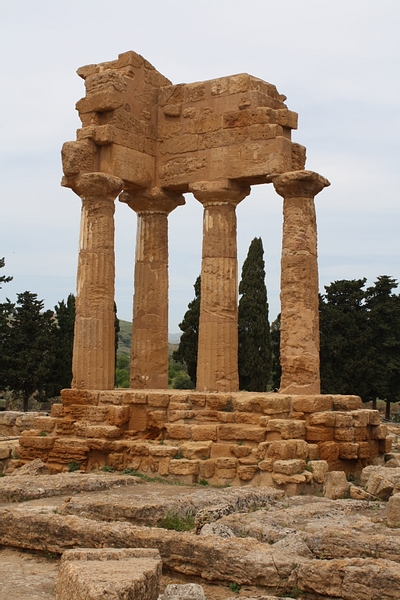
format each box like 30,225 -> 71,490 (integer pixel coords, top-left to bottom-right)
17,51 -> 390,491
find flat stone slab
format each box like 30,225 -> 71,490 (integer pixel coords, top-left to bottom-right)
57,548 -> 162,600
0,472 -> 141,503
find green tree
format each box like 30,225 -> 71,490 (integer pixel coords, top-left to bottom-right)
365,276 -> 400,418
173,276 -> 201,386
4,291 -> 56,411
0,258 -> 14,389
319,279 -> 373,400
270,314 -> 281,391
114,301 -> 120,387
51,294 -> 75,395
115,354 -> 130,388
238,238 -> 272,391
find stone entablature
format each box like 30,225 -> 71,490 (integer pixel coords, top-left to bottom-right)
16,391 -> 390,494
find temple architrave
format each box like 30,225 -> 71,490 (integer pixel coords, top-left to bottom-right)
16,51 -> 390,491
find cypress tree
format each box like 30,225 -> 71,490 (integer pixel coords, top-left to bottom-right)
51,294 -> 75,394
173,276 -> 201,386
270,314 -> 281,391
238,237 -> 272,391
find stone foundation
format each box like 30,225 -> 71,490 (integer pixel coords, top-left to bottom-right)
15,390 -> 390,494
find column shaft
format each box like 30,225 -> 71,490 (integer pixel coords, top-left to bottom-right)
70,173 -> 123,390
272,170 -> 330,394
120,189 -> 185,389
190,181 -> 250,392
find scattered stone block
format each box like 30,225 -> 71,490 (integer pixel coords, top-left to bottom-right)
56,548 -> 161,600
323,471 -> 349,499
164,583 -> 205,600
387,493 -> 400,527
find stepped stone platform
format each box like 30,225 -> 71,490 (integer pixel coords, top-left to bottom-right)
15,390 -> 390,494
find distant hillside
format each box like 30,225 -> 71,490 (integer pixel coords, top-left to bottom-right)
117,320 -> 180,356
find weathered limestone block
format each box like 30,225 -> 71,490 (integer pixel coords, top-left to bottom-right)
267,419 -> 306,439
18,434 -> 56,451
309,411 -> 335,427
387,494 -> 400,527
108,406 -> 130,426
121,392 -> 147,405
231,444 -> 252,458
33,416 -> 56,433
68,406 -> 109,422
168,410 -> 194,422
164,583 -> 205,600
190,180 -> 250,393
61,390 -> 99,406
56,548 -> 162,600
334,412 -> 354,428
371,424 -> 388,440
273,459 -> 306,475
292,395 -> 333,413
272,171 -> 330,395
218,424 -> 266,442
306,426 -> 334,442
266,440 -> 305,460
180,442 -> 212,460
165,424 -> 192,440
308,460 -> 329,484
199,459 -> 216,479
250,395 -> 291,415
74,423 -> 122,439
205,394 -> 234,411
323,471 -> 349,499
237,464 -> 259,480
332,396 -> 362,411
191,425 -> 218,441
147,393 -> 170,408
338,442 -> 359,460
169,459 -> 199,475
334,427 -> 356,442
317,441 -> 339,463
365,472 -> 395,500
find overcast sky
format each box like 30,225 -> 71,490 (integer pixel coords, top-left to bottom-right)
1,0 -> 399,332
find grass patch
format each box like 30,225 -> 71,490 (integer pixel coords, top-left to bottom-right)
68,460 -> 80,472
229,582 -> 241,593
157,511 -> 195,532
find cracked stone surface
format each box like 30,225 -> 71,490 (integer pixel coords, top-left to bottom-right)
0,471 -> 399,599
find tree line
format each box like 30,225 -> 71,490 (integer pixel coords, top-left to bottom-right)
0,258 -> 75,411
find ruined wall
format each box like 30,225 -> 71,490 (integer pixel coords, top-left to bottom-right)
16,391 -> 390,494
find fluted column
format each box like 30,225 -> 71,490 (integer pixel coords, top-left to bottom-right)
190,180 -> 251,392
120,188 -> 185,389
68,173 -> 124,389
272,170 -> 330,394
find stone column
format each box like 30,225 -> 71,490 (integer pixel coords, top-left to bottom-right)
120,188 -> 185,389
189,180 -> 251,392
68,172 -> 124,390
272,170 -> 330,394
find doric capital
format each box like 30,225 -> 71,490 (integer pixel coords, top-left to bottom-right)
189,179 -> 251,207
119,187 -> 185,214
271,170 -> 330,199
63,172 -> 124,200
